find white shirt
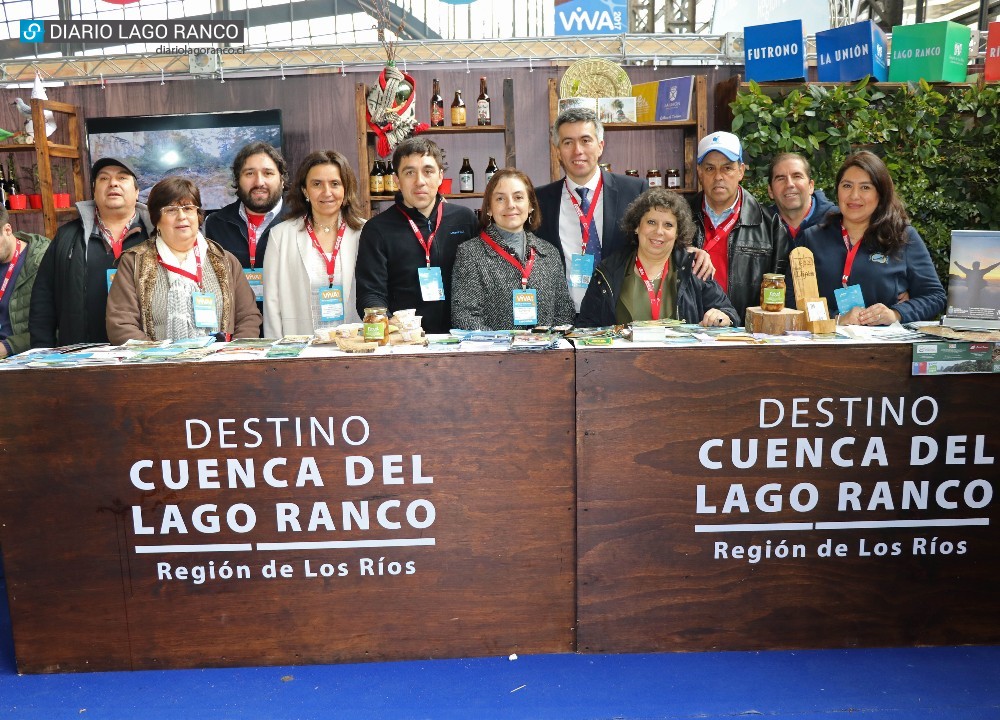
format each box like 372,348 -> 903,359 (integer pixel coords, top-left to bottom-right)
559,172 -> 604,312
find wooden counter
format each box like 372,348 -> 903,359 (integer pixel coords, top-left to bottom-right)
575,343 -> 1000,652
0,351 -> 577,672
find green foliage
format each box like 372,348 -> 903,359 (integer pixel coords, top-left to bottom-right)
731,78 -> 1000,286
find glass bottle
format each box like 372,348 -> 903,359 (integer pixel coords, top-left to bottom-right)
430,78 -> 444,128
369,160 -> 385,196
484,157 -> 498,185
666,168 -> 681,189
451,90 -> 466,127
459,158 -> 474,193
646,169 -> 663,188
384,159 -> 398,193
476,77 -> 491,126
0,164 -> 7,208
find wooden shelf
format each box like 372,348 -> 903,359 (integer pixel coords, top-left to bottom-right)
547,75 -> 707,193
408,125 -> 507,134
2,99 -> 85,239
356,78 -> 516,218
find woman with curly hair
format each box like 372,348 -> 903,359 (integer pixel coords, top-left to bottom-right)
577,187 -> 737,327
795,151 -> 945,325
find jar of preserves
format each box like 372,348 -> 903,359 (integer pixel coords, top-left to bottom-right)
363,306 -> 390,346
625,169 -> 639,177
760,274 -> 786,312
598,162 -> 612,172
646,169 -> 663,188
665,168 -> 681,189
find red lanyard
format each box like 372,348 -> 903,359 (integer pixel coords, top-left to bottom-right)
398,202 -> 445,267
480,232 -> 537,289
702,190 -> 742,255
246,213 -> 265,269
635,255 -> 670,320
840,225 -> 863,287
305,216 -> 347,288
566,175 -> 603,254
96,212 -> 136,260
0,240 -> 22,303
158,242 -> 203,289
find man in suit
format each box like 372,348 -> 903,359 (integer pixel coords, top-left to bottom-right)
536,108 -> 712,312
535,108 -> 646,310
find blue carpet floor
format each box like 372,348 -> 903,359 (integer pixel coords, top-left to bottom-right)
2,571 -> 999,719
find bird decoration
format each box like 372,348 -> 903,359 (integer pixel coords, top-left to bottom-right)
11,97 -> 57,142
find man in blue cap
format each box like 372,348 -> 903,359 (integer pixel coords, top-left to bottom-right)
689,131 -> 789,321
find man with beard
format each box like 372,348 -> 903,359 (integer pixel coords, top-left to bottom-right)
204,142 -> 286,316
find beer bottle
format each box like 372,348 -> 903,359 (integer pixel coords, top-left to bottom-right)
369,160 -> 385,196
484,157 -> 498,185
477,77 -> 491,126
384,158 -> 398,193
459,157 -> 474,193
430,79 -> 444,127
451,90 -> 466,127
0,165 -> 8,208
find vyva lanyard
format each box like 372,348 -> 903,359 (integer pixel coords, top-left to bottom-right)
305,215 -> 347,288
157,242 -> 204,289
96,211 -> 137,260
840,225 -> 863,287
702,189 -> 742,255
634,255 -> 670,320
479,231 -> 537,289
566,175 -> 603,254
0,240 -> 22,303
398,201 -> 445,267
246,213 -> 265,269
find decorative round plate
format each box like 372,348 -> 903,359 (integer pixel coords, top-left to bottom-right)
559,58 -> 631,98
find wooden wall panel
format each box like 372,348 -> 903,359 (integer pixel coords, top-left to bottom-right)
0,352 -> 576,672
0,65 -> 738,235
576,344 -> 1000,653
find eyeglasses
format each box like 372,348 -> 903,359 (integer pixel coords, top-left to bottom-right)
161,205 -> 200,217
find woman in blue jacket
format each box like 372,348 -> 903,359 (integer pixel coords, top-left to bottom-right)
578,188 -> 737,328
795,151 -> 945,325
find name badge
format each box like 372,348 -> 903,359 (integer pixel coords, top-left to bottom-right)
318,285 -> 345,323
244,268 -> 264,302
106,268 -> 117,292
569,253 -> 595,288
192,291 -> 219,329
513,288 -> 539,326
418,266 -> 445,302
834,284 -> 865,315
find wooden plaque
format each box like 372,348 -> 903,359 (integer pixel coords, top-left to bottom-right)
576,344 -> 1000,652
0,352 -> 576,672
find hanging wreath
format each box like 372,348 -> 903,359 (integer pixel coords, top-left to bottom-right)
365,0 -> 428,158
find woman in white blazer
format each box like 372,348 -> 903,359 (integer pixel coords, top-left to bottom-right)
263,150 -> 365,337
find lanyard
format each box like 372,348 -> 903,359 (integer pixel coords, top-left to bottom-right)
96,212 -> 136,260
635,255 -> 670,320
840,224 -> 863,287
306,216 -> 347,288
246,213 -> 265,269
566,175 -> 603,254
398,201 -> 445,267
480,232 -> 537,289
702,190 -> 742,255
158,242 -> 203,289
0,240 -> 22,303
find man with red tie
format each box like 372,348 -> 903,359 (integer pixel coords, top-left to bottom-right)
689,132 -> 789,321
